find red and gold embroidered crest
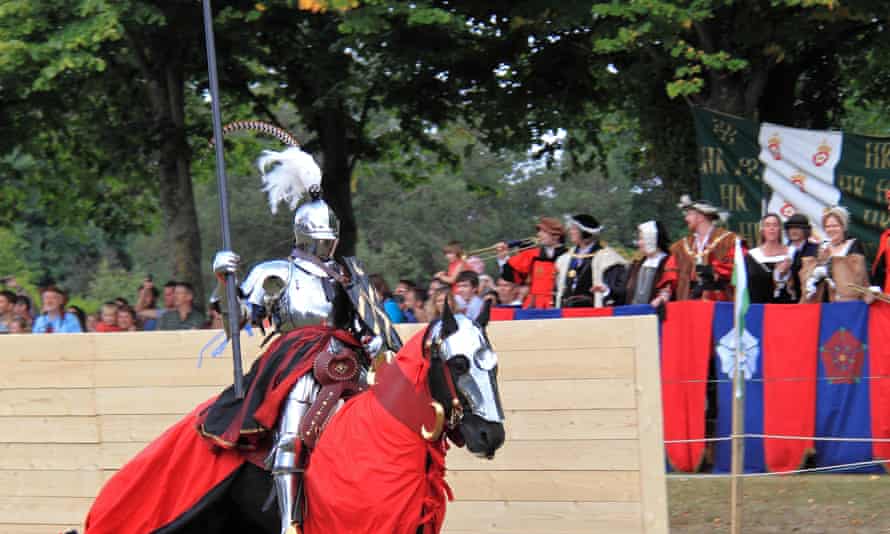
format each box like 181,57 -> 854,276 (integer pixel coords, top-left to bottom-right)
812,139 -> 832,167
791,173 -> 806,192
780,202 -> 796,218
768,133 -> 782,161
820,328 -> 865,384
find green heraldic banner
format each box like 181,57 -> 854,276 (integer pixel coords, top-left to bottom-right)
694,107 -> 890,260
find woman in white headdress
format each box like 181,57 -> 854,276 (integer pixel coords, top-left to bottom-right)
801,206 -> 872,303
627,220 -> 673,307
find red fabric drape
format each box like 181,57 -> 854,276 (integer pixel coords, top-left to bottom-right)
560,307 -> 614,318
490,307 -> 517,321
872,230 -> 890,293
762,304 -> 820,472
869,301 -> 890,470
661,300 -> 715,472
84,400 -> 243,534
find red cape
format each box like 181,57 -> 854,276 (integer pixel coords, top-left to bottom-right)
84,399 -> 245,534
304,329 -> 451,534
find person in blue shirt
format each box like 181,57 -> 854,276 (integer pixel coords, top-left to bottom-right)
32,286 -> 83,333
369,273 -> 404,324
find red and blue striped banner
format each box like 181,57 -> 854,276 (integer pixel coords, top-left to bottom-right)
492,301 -> 890,473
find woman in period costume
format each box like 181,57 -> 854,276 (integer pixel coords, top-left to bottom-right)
784,214 -> 820,298
745,213 -> 796,304
626,220 -> 672,306
801,206 -> 873,303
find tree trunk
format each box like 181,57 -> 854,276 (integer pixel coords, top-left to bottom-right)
757,64 -> 801,126
316,104 -> 358,258
151,62 -> 205,304
124,22 -> 206,304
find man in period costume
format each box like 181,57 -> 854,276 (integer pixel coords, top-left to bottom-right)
662,195 -> 738,302
496,217 -> 567,308
554,214 -> 627,307
627,220 -> 672,306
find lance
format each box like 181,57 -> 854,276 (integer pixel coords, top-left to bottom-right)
201,0 -> 245,398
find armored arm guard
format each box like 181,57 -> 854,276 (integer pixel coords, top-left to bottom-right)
210,251 -> 250,337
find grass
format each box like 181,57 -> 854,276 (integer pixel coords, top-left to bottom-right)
668,474 -> 890,533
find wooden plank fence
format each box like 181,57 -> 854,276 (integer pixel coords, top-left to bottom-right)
0,316 -> 666,534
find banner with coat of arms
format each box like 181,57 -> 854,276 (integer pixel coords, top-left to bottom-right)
693,108 -> 890,261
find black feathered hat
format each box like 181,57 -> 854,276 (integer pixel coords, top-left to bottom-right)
566,214 -> 602,238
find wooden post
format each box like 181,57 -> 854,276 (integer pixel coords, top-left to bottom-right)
729,334 -> 746,534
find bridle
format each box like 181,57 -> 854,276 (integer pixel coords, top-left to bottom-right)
420,327 -> 464,441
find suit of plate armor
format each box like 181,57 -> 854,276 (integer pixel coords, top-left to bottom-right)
211,149 -> 384,534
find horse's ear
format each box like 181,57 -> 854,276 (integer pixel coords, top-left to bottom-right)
477,299 -> 492,329
441,297 -> 459,338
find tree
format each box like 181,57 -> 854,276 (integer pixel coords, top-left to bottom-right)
587,0 -> 888,191
0,0 -> 211,299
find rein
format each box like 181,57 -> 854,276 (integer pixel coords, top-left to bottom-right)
370,323 -> 464,444
424,332 -> 463,432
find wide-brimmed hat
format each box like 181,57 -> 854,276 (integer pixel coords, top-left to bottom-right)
536,217 -> 565,237
783,213 -> 811,230
677,194 -> 728,221
566,214 -> 602,235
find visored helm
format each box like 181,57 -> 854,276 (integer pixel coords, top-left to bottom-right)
293,187 -> 339,259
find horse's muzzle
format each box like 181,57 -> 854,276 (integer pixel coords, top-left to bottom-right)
461,414 -> 505,459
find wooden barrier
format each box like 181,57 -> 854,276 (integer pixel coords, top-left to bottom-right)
0,316 -> 667,534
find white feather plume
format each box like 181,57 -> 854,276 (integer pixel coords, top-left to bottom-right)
256,147 -> 322,214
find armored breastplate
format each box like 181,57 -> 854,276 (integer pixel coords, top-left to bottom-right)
240,258 -> 337,332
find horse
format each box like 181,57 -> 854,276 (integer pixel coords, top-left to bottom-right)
82,300 -> 504,534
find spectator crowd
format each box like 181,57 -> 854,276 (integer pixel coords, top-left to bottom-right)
0,277 -> 220,334
2,193 -> 889,335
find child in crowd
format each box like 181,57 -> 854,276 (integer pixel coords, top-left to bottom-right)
434,241 -> 469,290
13,295 -> 32,327
454,270 -> 484,320
7,316 -> 29,334
117,306 -> 139,332
95,301 -> 123,333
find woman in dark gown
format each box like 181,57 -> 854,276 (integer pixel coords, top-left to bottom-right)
746,213 -> 796,303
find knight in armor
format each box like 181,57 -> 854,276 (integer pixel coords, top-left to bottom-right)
495,217 -> 567,308
801,206 -> 873,303
197,123 -> 398,534
554,214 -> 627,308
626,220 -> 672,306
661,195 -> 738,302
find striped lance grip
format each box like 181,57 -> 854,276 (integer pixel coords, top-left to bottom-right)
208,120 -> 301,147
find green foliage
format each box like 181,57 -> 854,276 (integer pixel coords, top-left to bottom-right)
2,0 -> 888,306
0,228 -> 33,285
351,125 -> 645,285
83,259 -> 145,307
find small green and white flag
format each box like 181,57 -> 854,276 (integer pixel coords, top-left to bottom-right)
731,237 -> 749,334
731,237 -> 749,398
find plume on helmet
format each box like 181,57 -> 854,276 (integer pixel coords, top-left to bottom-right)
256,147 -> 322,214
